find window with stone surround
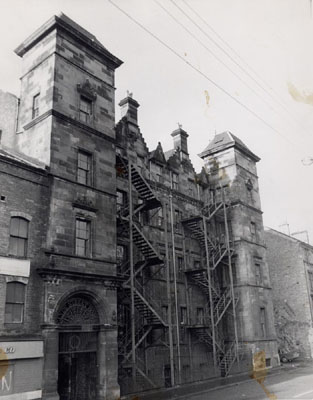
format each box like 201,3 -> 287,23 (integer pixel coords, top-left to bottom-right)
172,172 -> 178,190
180,306 -> 187,325
308,271 -> 313,292
75,218 -> 91,257
260,307 -> 267,337
5,282 -> 26,323
9,217 -> 29,257
79,95 -> 92,123
250,221 -> 257,239
77,150 -> 92,185
255,263 -> 262,285
32,93 -> 40,119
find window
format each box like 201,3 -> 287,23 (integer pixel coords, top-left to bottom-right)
116,244 -> 127,267
180,306 -> 187,325
77,150 -> 92,185
5,282 -> 25,323
178,256 -> 184,274
117,190 -> 127,213
9,217 -> 29,257
174,209 -> 181,232
79,96 -> 92,123
260,307 -> 267,337
250,222 -> 256,238
308,272 -> 313,292
154,164 -> 163,183
32,93 -> 40,119
156,208 -> 163,227
162,305 -> 168,323
255,263 -> 262,285
196,307 -> 204,325
172,172 -> 178,190
75,218 -> 90,257
194,260 -> 201,270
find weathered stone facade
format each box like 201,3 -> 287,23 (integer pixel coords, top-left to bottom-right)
265,228 -> 313,359
0,13 -> 278,400
0,13 -> 122,400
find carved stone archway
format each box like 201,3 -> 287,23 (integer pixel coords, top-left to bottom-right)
56,295 -> 100,326
56,295 -> 100,400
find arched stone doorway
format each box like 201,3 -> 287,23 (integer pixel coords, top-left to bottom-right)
56,295 -> 100,400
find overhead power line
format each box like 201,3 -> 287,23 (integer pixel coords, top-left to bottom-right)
180,0 -> 311,136
154,0 -> 292,122
107,0 -> 300,150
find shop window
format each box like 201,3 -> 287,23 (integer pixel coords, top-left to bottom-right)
9,217 -> 29,257
5,282 -> 26,323
75,218 -> 90,257
79,96 -> 92,123
32,93 -> 40,119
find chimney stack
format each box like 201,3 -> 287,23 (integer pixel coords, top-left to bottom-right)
171,124 -> 189,157
119,91 -> 139,125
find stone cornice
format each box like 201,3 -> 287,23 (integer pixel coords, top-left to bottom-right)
23,109 -> 116,145
37,267 -> 124,289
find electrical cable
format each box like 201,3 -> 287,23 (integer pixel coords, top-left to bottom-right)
174,0 -> 311,135
107,0 -> 301,151
154,0 -> 292,122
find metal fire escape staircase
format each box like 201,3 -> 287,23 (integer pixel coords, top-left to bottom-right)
182,198 -> 239,376
117,156 -> 166,388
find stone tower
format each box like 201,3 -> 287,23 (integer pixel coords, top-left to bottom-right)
200,131 -> 279,367
14,14 -> 123,399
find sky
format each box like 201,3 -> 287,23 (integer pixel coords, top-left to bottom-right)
1,0 -> 313,242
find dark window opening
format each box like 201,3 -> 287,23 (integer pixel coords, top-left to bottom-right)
32,93 -> 40,119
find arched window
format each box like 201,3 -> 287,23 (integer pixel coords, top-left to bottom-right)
9,217 -> 29,257
5,282 -> 26,323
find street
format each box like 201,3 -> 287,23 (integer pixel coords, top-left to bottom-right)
179,363 -> 313,400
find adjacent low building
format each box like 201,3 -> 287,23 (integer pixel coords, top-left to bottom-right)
265,228 -> 313,359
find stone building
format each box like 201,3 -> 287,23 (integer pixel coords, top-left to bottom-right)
265,228 -> 313,359
116,107 -> 279,395
0,13 -> 278,400
0,13 -> 122,400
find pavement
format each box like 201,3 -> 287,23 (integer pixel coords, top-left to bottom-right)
122,361 -> 313,400
177,361 -> 313,400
